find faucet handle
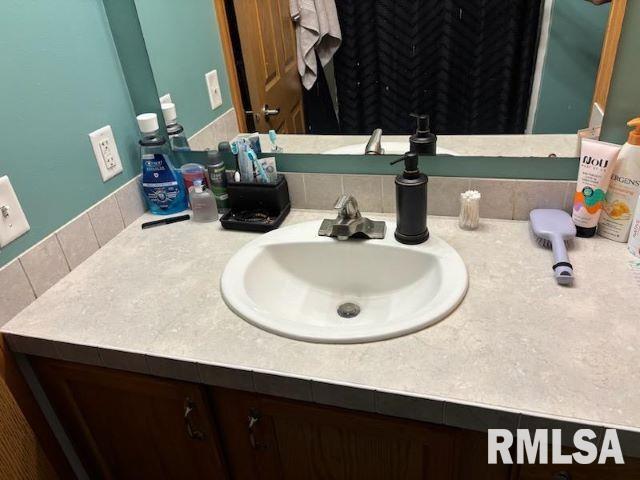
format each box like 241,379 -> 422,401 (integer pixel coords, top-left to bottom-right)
334,194 -> 360,219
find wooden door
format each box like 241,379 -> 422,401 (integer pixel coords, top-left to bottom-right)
31,358 -> 228,480
232,0 -> 306,133
210,387 -> 461,480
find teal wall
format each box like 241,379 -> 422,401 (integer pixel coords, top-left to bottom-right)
533,0 -> 610,134
0,0 -> 140,268
134,0 -> 233,137
601,0 -> 640,145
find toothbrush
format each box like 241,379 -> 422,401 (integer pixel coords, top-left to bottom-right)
230,141 -> 241,182
268,129 -> 282,153
246,146 -> 269,183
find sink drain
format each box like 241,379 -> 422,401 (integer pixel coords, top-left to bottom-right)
337,302 -> 360,318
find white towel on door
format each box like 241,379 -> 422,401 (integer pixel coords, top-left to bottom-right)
290,0 -> 342,90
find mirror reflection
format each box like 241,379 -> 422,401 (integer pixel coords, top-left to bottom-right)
133,0 -> 616,156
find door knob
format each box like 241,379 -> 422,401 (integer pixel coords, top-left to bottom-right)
262,105 -> 280,118
244,105 -> 280,122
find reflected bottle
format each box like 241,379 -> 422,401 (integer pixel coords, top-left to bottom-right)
137,113 -> 188,215
162,103 -> 190,151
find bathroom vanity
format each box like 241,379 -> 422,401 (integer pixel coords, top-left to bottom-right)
3,210 -> 640,479
30,356 -> 640,480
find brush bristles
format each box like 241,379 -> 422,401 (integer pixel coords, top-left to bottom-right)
536,236 -> 552,248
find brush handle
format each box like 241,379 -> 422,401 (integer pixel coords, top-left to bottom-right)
550,235 -> 573,285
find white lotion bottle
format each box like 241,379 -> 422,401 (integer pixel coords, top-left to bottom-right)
598,118 -> 640,242
629,196 -> 640,258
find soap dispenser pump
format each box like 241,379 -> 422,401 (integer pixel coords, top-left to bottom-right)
409,113 -> 437,155
390,152 -> 429,244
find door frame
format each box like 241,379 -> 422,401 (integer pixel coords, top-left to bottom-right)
212,0 -> 248,133
591,0 -> 628,116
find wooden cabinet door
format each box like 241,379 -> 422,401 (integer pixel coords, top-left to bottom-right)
516,457 -> 640,480
210,387 -> 459,480
31,358 -> 228,480
232,0 -> 305,133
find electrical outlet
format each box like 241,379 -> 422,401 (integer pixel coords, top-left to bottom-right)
89,125 -> 123,182
0,176 -> 30,248
205,70 -> 223,110
159,93 -> 173,105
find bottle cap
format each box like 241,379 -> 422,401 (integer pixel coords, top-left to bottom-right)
161,103 -> 177,125
137,113 -> 159,134
410,113 -> 431,135
390,152 -> 420,179
627,117 -> 640,146
193,179 -> 203,193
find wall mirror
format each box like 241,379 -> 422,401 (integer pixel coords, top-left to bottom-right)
129,0 -> 625,157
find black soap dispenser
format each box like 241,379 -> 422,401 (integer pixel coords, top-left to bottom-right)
409,113 -> 437,155
390,152 -> 429,244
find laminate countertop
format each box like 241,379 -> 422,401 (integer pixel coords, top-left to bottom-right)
3,210 -> 639,448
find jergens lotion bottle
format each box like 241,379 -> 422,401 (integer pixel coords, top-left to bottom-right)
598,118 -> 640,242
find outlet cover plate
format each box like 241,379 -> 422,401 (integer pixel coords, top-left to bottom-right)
205,70 -> 223,110
89,125 -> 123,182
0,176 -> 30,248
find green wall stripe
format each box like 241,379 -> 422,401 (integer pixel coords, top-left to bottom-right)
250,154 -> 579,180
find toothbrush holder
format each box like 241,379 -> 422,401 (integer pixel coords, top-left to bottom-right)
220,174 -> 291,232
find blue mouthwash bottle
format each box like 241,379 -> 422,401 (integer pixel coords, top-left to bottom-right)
137,113 -> 188,215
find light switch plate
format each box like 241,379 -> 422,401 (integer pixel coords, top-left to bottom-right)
205,70 -> 223,110
89,125 -> 123,182
159,93 -> 173,105
0,176 -> 30,248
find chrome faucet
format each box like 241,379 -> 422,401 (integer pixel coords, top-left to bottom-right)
365,129 -> 384,155
318,194 -> 386,240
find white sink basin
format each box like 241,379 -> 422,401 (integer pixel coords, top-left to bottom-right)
221,221 -> 468,343
324,141 -> 458,156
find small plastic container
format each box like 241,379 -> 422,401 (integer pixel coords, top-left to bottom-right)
180,163 -> 207,194
189,180 -> 218,223
459,190 -> 481,230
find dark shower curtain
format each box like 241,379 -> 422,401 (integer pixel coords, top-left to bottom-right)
333,0 -> 542,135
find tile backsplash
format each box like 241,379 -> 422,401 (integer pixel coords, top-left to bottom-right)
284,173 -> 575,221
188,108 -> 240,151
0,176 -> 146,326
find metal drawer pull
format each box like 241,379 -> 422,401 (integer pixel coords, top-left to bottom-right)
248,409 -> 267,450
183,398 -> 205,441
552,472 -> 571,480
